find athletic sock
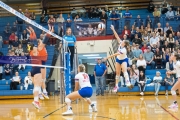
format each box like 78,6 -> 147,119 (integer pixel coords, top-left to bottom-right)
34,96 -> 39,102
39,88 -> 42,94
43,89 -> 47,93
174,101 -> 177,104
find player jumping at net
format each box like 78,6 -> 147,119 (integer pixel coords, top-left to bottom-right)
30,45 -> 43,109
62,64 -> 97,115
168,53 -> 180,108
29,26 -> 52,100
105,25 -> 132,93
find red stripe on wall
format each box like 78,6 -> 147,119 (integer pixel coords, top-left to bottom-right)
77,35 -> 115,41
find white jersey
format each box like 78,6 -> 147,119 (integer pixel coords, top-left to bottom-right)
117,42 -> 127,60
173,61 -> 180,78
75,72 -> 92,88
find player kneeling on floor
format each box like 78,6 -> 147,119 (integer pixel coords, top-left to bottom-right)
62,64 -> 97,115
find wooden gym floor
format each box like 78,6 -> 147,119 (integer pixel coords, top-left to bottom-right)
0,94 -> 180,120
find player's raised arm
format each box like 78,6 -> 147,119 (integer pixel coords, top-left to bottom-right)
110,25 -> 121,43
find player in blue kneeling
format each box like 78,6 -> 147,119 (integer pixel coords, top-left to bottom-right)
62,64 -> 97,115
105,25 -> 132,92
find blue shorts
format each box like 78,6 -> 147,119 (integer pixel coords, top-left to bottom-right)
116,58 -> 129,67
41,61 -> 46,69
31,67 -> 41,77
78,87 -> 93,98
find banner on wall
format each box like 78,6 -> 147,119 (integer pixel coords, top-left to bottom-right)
74,22 -> 106,37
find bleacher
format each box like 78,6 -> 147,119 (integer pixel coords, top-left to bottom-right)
0,45 -> 54,99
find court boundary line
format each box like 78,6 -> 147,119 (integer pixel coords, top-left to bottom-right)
157,103 -> 179,120
43,100 -> 116,120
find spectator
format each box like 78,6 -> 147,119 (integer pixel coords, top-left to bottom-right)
3,64 -> 13,79
24,9 -> 30,19
24,72 -> 32,90
174,40 -> 179,52
137,54 -> 146,73
9,32 -> 16,48
138,71 -> 146,96
122,26 -> 130,38
159,32 -> 165,47
143,46 -> 155,69
41,0 -> 48,16
127,46 -> 134,66
164,22 -> 170,33
20,30 -> 29,47
15,44 -> 23,56
135,27 -> 142,39
130,64 -> 139,88
154,48 -> 163,69
166,26 -> 174,37
141,43 -> 148,53
134,15 -> 143,28
4,23 -> 11,39
145,15 -> 152,28
150,32 -> 159,47
11,22 -> 17,34
66,14 -> 72,28
163,48 -> 171,67
166,57 -> 176,78
94,59 -> 107,96
56,13 -> 65,36
30,12 -> 36,20
146,23 -> 153,34
175,7 -> 180,20
153,7 -> 161,29
10,72 -> 21,90
123,7 -> 132,30
164,70 -> 174,96
12,36 -> 20,49
88,7 -> 93,19
130,25 -> 136,41
167,33 -> 175,52
48,15 -> 55,30
175,32 -> 180,43
74,14 -> 82,22
139,25 -> 145,34
100,10 -> 108,23
133,44 -> 142,61
40,14 -> 46,23
156,23 -> 163,33
132,34 -> 142,45
16,9 -> 24,32
153,71 -> 162,96
162,41 -> 170,53
142,31 -> 150,45
165,8 -> 174,20
110,10 -> 120,32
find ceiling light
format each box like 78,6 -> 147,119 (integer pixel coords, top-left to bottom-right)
83,54 -> 99,57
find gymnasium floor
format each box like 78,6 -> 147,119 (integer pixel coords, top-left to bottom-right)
0,94 -> 180,120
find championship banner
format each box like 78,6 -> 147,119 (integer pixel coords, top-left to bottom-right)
74,22 -> 106,37
0,1 -> 64,42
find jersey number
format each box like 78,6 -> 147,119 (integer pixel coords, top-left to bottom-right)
82,74 -> 89,82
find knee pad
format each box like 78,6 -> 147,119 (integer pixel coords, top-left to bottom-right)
115,75 -> 120,80
42,79 -> 46,82
65,97 -> 71,103
171,90 -> 176,95
123,72 -> 128,77
33,86 -> 40,93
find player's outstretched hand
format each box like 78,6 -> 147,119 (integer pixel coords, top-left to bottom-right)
110,25 -> 115,30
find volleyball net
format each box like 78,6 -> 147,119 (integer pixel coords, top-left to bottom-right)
0,1 -> 73,102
